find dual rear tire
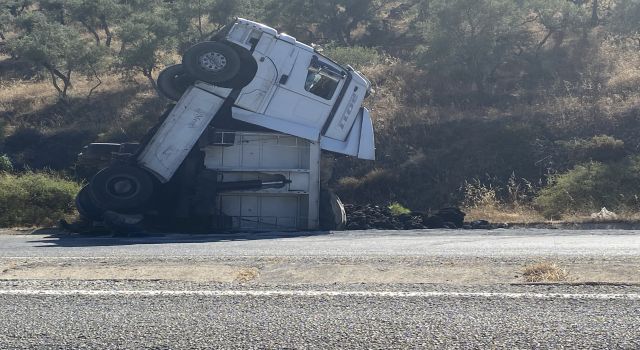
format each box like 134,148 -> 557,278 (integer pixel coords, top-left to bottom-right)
81,165 -> 155,217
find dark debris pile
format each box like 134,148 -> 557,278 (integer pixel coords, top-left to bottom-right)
344,204 -> 501,230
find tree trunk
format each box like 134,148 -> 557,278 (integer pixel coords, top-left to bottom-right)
47,69 -> 63,96
101,16 -> 112,47
591,0 -> 599,26
82,21 -> 101,45
63,70 -> 72,98
87,67 -> 102,98
197,1 -> 205,40
536,29 -> 555,51
44,63 -> 72,99
142,67 -> 159,95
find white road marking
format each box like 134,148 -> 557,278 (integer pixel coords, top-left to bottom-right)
0,289 -> 638,300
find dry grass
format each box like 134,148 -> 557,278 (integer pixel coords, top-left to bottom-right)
0,71 -> 131,102
554,210 -> 640,223
463,206 -> 640,225
0,79 -> 55,131
603,41 -> 640,94
0,70 -> 166,141
461,178 -> 546,224
234,268 -> 260,283
522,262 -> 569,283
1,74 -> 134,121
464,206 -> 546,224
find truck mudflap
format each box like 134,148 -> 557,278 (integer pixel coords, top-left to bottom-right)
137,86 -> 229,183
320,108 -> 375,160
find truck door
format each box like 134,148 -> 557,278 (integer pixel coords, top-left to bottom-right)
265,51 -> 345,132
235,37 -> 297,113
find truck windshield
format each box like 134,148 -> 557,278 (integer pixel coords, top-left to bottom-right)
305,66 -> 341,100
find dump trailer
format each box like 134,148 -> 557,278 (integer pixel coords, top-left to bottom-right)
76,18 -> 374,231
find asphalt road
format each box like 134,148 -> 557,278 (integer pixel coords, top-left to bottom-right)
1,228 -> 639,258
1,229 -> 639,349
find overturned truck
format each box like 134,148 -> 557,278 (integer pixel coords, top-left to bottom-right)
76,18 -> 375,232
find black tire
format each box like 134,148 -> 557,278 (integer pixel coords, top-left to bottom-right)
218,44 -> 258,89
75,185 -> 105,221
157,64 -> 195,101
319,189 -> 347,230
89,165 -> 154,211
182,41 -> 241,84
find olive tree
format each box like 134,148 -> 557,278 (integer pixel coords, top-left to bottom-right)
608,0 -> 640,46
66,0 -> 125,47
168,0 -> 215,44
314,0 -> 384,45
528,0 -> 590,49
168,0 -> 247,47
116,7 -> 177,93
0,0 -> 32,41
262,0 -> 314,40
8,12 -> 107,99
265,0 -> 382,44
413,0 -> 532,98
0,8 -> 10,42
38,0 -> 65,24
207,0 -> 246,27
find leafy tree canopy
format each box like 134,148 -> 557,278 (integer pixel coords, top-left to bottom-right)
9,12 -> 106,98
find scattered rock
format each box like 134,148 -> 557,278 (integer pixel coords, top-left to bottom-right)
344,204 -> 421,230
103,211 -> 145,234
343,204 -> 477,230
468,220 -> 491,229
433,207 -> 466,228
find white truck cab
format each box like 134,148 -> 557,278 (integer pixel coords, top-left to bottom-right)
222,19 -> 373,151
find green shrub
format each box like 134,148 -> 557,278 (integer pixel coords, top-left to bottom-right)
389,202 -> 411,216
323,45 -> 382,70
0,154 -> 12,173
0,172 -> 81,227
556,135 -> 626,164
535,156 -> 640,219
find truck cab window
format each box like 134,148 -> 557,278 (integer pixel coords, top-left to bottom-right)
304,65 -> 340,100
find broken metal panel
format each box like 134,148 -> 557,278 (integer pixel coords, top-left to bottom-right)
319,107 -> 376,160
357,108 -> 376,160
137,86 -> 229,183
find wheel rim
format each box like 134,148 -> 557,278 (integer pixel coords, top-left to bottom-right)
198,52 -> 227,72
106,176 -> 140,199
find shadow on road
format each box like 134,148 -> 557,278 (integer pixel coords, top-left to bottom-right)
29,229 -> 331,248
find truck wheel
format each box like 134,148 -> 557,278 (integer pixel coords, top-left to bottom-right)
157,64 -> 194,101
182,41 -> 241,84
319,189 -> 347,230
75,185 -> 105,221
218,44 -> 258,89
89,165 -> 154,212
